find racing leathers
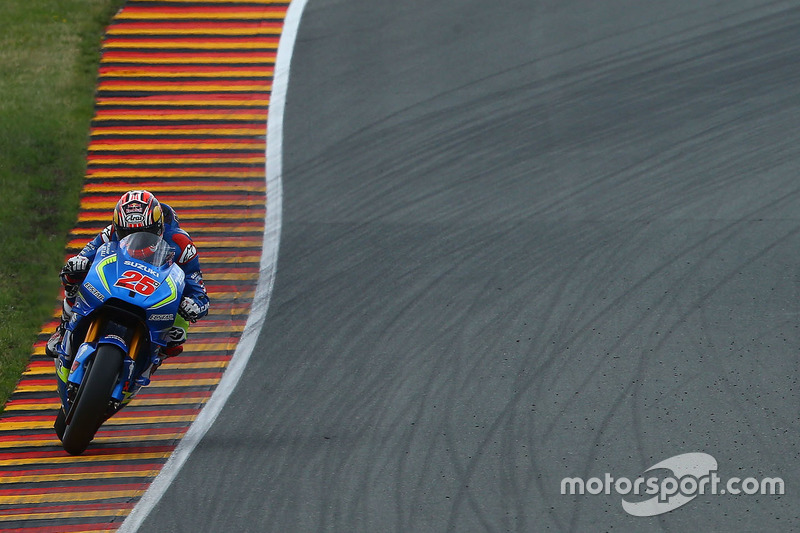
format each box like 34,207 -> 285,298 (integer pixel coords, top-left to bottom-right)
46,203 -> 209,358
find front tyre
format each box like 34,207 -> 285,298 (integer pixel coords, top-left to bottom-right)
61,344 -> 123,455
54,408 -> 66,441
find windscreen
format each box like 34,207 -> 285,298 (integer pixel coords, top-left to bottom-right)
119,232 -> 173,267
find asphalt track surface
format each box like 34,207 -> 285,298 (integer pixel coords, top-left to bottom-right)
141,0 -> 800,531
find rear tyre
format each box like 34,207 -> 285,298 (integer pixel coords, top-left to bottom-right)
61,344 -> 123,455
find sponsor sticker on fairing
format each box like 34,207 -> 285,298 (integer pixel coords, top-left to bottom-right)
85,283 -> 105,302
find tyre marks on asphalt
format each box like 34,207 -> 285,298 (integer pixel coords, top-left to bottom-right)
0,1 -> 287,530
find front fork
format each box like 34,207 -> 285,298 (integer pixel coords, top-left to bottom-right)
56,315 -> 148,413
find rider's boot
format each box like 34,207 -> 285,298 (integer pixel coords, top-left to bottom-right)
142,328 -> 185,382
45,299 -> 75,358
45,323 -> 66,358
141,345 -> 182,384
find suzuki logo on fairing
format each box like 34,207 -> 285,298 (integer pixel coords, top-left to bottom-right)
124,260 -> 159,277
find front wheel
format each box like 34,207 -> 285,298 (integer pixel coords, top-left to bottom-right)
61,344 -> 123,455
54,408 -> 66,441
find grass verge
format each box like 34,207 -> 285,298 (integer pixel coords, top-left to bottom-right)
0,0 -> 124,411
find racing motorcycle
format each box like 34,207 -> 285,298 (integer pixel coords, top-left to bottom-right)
51,232 -> 186,455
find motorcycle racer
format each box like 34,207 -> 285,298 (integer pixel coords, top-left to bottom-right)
46,190 -> 210,361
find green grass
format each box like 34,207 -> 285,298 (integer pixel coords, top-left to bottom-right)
0,0 -> 124,410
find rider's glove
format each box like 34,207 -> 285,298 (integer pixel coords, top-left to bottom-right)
178,296 -> 202,323
60,255 -> 90,285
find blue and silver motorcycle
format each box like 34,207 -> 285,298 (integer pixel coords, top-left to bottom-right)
52,232 -> 186,455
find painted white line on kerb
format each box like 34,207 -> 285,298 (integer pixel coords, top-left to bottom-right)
118,0 -> 307,530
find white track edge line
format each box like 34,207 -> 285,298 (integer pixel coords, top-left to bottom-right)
118,0 -> 308,529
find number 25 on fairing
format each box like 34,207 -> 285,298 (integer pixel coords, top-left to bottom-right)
114,270 -> 160,296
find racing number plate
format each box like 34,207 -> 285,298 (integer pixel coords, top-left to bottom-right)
115,270 -> 160,296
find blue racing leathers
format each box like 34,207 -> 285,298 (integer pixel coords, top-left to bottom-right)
76,203 -> 210,320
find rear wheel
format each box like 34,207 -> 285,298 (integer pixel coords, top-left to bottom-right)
61,344 -> 123,455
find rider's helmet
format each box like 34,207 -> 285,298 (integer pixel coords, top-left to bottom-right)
112,190 -> 164,240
